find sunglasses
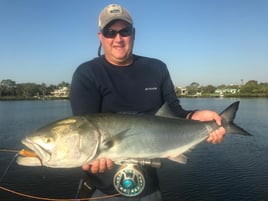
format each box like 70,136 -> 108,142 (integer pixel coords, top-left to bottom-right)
102,27 -> 133,38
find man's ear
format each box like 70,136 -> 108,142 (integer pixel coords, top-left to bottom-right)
98,31 -> 102,40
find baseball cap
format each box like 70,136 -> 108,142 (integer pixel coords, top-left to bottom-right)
98,4 -> 133,30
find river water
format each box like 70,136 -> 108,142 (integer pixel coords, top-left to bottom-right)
0,98 -> 267,201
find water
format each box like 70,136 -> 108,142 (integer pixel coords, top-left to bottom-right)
0,98 -> 267,201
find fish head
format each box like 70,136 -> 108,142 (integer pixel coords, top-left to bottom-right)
17,116 -> 100,168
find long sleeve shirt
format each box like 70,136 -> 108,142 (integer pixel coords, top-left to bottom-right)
70,55 -> 191,117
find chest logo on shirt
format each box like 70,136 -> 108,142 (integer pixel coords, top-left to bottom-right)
144,87 -> 158,91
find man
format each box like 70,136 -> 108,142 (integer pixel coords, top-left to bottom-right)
70,4 -> 225,201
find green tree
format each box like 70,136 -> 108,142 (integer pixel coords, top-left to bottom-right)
40,83 -> 47,97
18,83 -> 40,97
257,82 -> 268,95
0,79 -> 16,96
174,87 -> 182,96
187,82 -> 200,95
57,81 -> 70,88
240,80 -> 258,94
202,85 -> 216,94
217,84 -> 227,90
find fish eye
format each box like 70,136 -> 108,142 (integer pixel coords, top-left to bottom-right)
44,137 -> 52,143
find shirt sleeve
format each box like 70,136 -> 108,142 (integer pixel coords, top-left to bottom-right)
70,64 -> 101,115
160,63 -> 193,118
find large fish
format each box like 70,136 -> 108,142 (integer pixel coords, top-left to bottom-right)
17,101 -> 251,168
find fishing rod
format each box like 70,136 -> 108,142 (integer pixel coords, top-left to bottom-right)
0,149 -> 163,198
0,148 -> 120,200
0,185 -> 120,200
0,148 -> 20,153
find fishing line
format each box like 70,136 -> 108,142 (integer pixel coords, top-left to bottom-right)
0,148 -> 23,182
0,148 -> 121,200
0,152 -> 18,183
0,185 -> 120,200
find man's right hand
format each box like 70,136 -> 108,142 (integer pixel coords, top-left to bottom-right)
82,158 -> 113,173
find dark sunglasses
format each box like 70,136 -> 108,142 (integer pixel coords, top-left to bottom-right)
102,27 -> 133,38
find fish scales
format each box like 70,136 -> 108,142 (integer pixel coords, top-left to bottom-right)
17,101 -> 251,168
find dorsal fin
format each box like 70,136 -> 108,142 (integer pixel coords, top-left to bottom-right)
155,103 -> 178,119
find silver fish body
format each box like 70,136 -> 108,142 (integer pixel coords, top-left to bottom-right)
17,101 -> 251,168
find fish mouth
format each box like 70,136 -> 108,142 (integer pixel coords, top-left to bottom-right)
17,138 -> 51,166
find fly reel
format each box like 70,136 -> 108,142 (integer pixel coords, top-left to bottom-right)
113,163 -> 145,197
113,159 -> 161,197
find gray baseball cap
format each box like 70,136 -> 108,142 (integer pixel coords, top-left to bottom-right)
98,4 -> 133,30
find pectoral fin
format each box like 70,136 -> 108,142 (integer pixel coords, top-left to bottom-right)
168,154 -> 188,164
100,128 -> 131,151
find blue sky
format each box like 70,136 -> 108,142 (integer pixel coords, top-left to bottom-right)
1,0 -> 267,87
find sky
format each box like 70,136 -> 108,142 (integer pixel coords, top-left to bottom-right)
0,0 -> 267,87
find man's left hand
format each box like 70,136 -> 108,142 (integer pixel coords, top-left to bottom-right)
190,110 -> 226,144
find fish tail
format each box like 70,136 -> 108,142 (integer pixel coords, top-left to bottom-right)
220,101 -> 252,136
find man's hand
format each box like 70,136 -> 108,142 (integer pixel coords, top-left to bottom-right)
190,110 -> 226,144
82,158 -> 113,173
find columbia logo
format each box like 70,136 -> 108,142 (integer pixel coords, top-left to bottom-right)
110,9 -> 120,14
145,87 -> 158,91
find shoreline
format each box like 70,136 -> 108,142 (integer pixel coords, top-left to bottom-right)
0,94 -> 267,101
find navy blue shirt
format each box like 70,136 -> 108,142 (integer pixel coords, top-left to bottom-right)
70,55 -> 192,195
70,55 -> 190,117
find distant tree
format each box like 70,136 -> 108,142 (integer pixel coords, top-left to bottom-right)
39,83 -> 47,97
0,79 -> 16,96
258,82 -> 268,95
17,83 -> 39,97
174,87 -> 182,96
0,80 -> 72,99
47,84 -> 57,95
217,84 -> 227,89
187,82 -> 200,95
57,81 -> 70,88
202,85 -> 216,94
240,80 -> 259,94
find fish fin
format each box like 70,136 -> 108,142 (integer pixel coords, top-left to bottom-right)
155,103 -> 180,119
220,101 -> 252,136
168,154 -> 188,164
101,138 -> 114,150
100,129 -> 131,150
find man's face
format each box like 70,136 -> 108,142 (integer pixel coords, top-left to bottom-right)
98,20 -> 134,66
